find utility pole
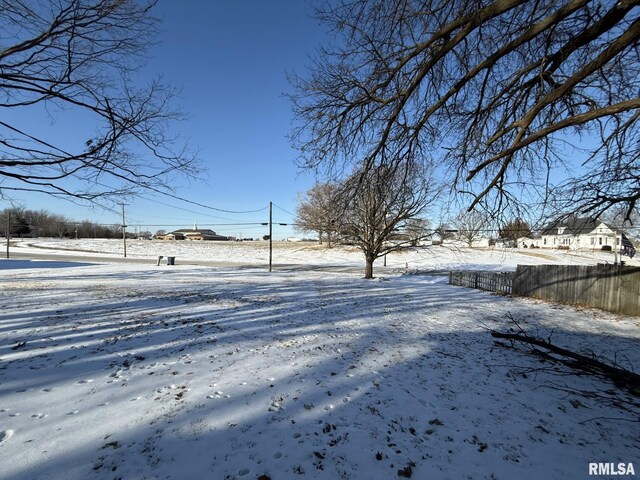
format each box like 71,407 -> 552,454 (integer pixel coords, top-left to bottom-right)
121,203 -> 127,258
269,201 -> 273,272
5,210 -> 10,259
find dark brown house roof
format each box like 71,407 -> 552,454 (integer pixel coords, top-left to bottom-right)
541,217 -> 613,236
169,229 -> 228,240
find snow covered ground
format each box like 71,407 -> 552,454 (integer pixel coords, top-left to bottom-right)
9,238 -> 637,272
0,241 -> 638,479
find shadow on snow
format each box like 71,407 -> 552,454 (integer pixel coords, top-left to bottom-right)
0,266 -> 638,480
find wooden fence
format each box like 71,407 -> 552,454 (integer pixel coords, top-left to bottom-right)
448,271 -> 514,295
449,265 -> 640,316
512,264 -> 640,316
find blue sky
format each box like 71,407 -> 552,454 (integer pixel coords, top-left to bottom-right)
5,1 -> 330,239
4,1 -> 604,238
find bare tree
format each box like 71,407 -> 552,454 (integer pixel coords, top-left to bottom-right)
295,183 -> 340,246
601,205 -> 640,227
434,223 -> 456,244
404,217 -> 430,246
336,163 -> 437,278
0,0 -> 197,203
499,218 -> 533,243
453,210 -> 489,247
51,214 -> 70,239
15,207 -> 123,238
290,0 -> 640,220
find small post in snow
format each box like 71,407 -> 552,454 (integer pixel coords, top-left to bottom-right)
5,210 -> 10,259
121,203 -> 127,258
269,201 -> 273,272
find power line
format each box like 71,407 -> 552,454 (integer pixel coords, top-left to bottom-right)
56,221 -> 265,228
133,184 -> 269,215
133,195 -> 265,222
92,180 -> 269,217
272,203 -> 296,217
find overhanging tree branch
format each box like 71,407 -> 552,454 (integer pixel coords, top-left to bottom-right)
0,0 -> 198,203
291,0 -> 640,220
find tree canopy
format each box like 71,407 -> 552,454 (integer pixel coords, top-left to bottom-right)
499,218 -> 533,242
453,210 -> 490,246
290,0 -> 640,220
295,163 -> 438,278
295,183 -> 341,245
0,0 -> 197,203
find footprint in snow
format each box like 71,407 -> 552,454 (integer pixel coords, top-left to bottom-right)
206,391 -> 230,399
76,379 -> 94,385
238,468 -> 250,477
30,413 -> 47,419
0,430 -> 14,445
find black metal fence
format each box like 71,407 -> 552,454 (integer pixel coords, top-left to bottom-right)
448,271 -> 514,295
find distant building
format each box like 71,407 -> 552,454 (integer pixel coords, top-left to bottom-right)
519,217 -> 633,251
155,227 -> 228,241
172,228 -> 228,241
154,232 -> 184,241
470,237 -> 492,248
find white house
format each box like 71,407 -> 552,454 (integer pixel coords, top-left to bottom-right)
470,237 -> 492,248
525,217 -> 629,251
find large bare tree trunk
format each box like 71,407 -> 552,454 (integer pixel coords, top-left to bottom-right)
364,255 -> 375,279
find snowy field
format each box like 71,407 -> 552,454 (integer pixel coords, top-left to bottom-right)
8,238 -> 638,272
0,241 -> 639,479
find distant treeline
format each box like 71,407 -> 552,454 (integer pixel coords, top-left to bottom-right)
0,207 -> 147,239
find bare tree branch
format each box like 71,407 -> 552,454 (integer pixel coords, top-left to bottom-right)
290,0 -> 640,220
0,0 -> 198,204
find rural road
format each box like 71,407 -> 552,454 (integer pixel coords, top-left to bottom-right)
1,248 -> 379,274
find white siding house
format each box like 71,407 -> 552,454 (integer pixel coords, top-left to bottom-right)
532,218 -> 626,251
